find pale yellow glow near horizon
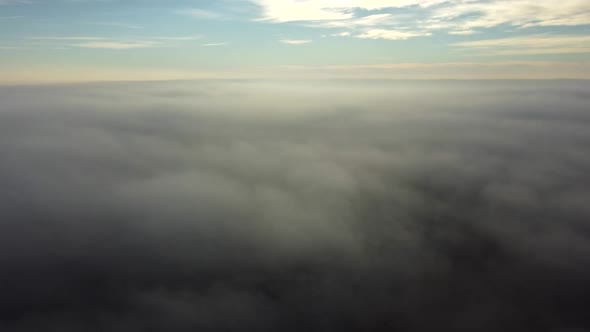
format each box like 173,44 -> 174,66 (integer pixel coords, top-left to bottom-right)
1,61 -> 590,85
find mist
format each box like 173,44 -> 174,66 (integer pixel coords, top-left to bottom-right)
1,80 -> 589,332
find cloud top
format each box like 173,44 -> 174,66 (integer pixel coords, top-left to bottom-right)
1,80 -> 590,331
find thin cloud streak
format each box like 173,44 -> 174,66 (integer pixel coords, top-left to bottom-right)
279,39 -> 312,44
75,41 -> 158,49
356,29 -> 431,40
454,35 -> 590,55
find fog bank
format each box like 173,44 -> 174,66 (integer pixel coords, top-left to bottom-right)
1,80 -> 589,331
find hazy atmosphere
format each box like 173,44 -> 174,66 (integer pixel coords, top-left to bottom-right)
1,0 -> 590,331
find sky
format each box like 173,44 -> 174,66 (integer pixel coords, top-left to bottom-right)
1,0 -> 589,83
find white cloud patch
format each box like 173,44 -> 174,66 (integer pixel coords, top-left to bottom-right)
319,13 -> 396,28
253,0 -> 446,22
280,39 -> 312,44
356,29 -> 431,40
330,31 -> 352,37
254,0 -> 352,22
448,29 -> 477,35
251,0 -> 590,43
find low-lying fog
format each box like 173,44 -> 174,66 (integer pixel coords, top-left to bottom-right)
1,80 -> 589,331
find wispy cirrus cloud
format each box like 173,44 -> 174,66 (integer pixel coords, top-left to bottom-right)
431,0 -> 590,30
448,29 -> 478,35
75,41 -> 157,49
29,36 -> 108,41
454,35 -> 590,55
152,36 -> 202,41
201,42 -> 228,47
23,35 -> 204,50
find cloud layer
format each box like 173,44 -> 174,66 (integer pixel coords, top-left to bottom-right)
1,80 -> 590,331
253,0 -> 590,42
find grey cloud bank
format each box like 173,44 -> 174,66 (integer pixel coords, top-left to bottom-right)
1,80 -> 590,331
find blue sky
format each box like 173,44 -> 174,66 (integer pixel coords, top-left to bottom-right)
1,0 -> 589,83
